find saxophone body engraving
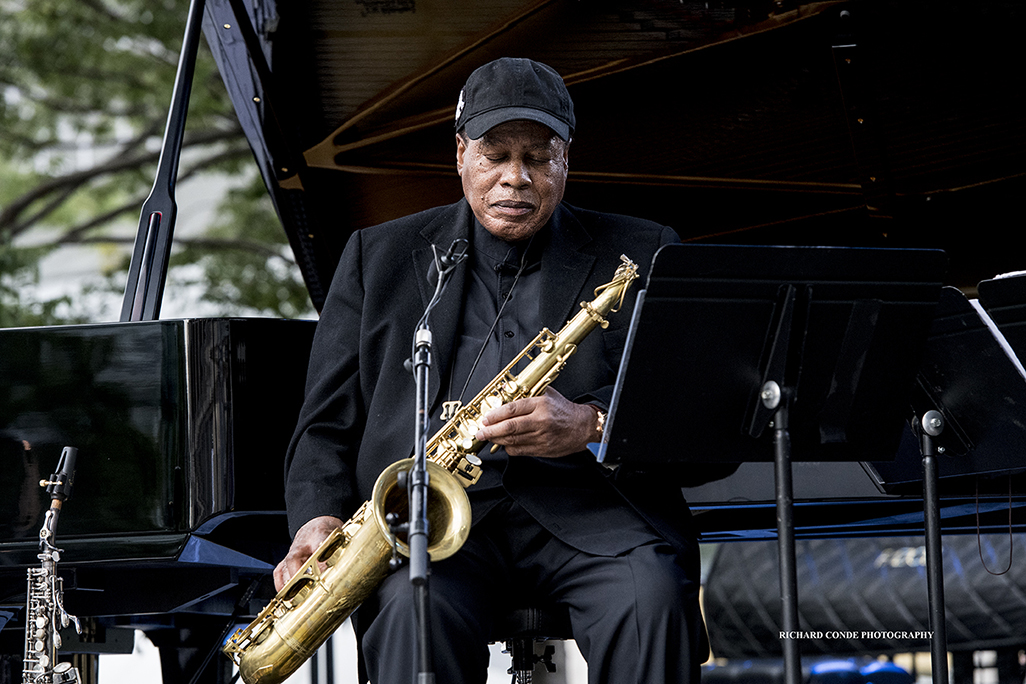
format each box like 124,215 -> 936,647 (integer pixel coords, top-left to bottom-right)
223,256 -> 639,684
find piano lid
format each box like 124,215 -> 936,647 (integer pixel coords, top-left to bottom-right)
201,0 -> 1026,312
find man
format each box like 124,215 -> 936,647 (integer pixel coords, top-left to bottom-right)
276,57 -> 704,683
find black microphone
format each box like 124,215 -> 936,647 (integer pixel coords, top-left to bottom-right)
428,239 -> 469,284
438,238 -> 468,270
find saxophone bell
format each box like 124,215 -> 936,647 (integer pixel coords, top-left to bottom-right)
373,458 -> 473,563
224,459 -> 472,684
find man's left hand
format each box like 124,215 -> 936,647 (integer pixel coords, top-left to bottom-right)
475,387 -> 601,458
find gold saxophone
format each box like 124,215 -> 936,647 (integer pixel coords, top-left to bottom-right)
223,255 -> 639,684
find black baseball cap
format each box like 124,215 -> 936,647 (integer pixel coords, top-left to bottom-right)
454,58 -> 575,141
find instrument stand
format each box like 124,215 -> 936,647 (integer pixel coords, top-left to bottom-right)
404,240 -> 468,684
767,392 -> 801,684
916,410 -> 949,684
409,322 -> 435,684
746,283 -> 804,684
597,244 -> 945,684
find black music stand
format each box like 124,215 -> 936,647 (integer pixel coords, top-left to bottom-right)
868,286 -> 1026,487
596,243 -> 945,684
864,284 -> 1026,684
978,271 -> 1026,362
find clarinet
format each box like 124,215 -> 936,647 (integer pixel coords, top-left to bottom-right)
22,447 -> 82,684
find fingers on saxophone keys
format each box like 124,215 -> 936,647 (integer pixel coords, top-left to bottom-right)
273,560 -> 289,591
477,417 -> 522,446
474,424 -> 494,444
481,397 -> 528,428
474,415 -> 504,442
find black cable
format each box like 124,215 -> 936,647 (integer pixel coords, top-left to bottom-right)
976,475 -> 1013,576
450,237 -> 533,409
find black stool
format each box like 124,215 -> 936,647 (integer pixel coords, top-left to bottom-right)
490,604 -> 574,683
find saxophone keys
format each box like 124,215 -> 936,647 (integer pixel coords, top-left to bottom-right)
54,662 -> 78,682
456,422 -> 475,445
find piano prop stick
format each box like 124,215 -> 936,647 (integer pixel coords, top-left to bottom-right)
596,244 -> 945,684
119,0 -> 206,322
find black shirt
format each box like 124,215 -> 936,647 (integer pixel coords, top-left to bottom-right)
432,219 -> 545,498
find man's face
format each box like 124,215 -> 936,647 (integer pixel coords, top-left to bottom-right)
456,120 -> 570,243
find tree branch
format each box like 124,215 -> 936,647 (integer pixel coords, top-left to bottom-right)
11,184 -> 82,235
53,142 -> 254,244
71,235 -> 294,264
2,119 -> 161,235
1,124 -> 244,235
20,94 -> 160,120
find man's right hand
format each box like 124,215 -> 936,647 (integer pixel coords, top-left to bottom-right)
273,515 -> 345,591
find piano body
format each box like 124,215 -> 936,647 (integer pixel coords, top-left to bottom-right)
0,319 -> 314,680
2,0 -> 1026,682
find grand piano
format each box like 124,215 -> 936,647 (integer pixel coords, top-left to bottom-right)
2,1 -> 1025,683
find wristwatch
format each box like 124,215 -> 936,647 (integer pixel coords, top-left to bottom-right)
592,407 -> 618,471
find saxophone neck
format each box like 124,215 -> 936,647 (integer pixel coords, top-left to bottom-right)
578,255 -> 639,330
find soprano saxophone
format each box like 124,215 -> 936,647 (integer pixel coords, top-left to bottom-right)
223,255 -> 639,684
23,447 -> 82,684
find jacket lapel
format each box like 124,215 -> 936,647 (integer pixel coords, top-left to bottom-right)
541,204 -> 596,330
412,200 -> 473,410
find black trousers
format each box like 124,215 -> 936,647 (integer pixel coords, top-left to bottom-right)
358,499 -> 704,684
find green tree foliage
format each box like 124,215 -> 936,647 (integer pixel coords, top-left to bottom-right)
171,177 -> 314,319
0,0 -> 313,325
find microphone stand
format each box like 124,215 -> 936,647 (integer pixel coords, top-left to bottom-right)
406,240 -> 466,684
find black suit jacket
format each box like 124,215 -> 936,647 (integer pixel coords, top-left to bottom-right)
284,199 -> 695,556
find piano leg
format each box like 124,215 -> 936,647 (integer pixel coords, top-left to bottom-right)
0,654 -> 18,684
